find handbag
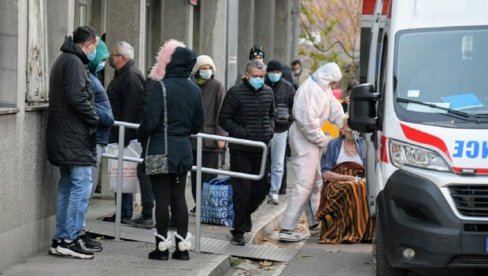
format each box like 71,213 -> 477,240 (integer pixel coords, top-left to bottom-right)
145,80 -> 169,175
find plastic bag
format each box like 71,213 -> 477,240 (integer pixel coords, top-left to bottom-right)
201,176 -> 234,226
106,140 -> 141,193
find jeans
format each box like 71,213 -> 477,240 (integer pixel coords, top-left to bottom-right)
55,165 -> 93,240
269,131 -> 288,195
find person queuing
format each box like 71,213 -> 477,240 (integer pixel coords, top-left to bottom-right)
219,59 -> 275,246
265,60 -> 295,205
139,39 -> 204,261
190,55 -> 227,213
106,41 -> 154,226
47,26 -> 99,259
279,63 -> 345,242
82,37 -> 113,253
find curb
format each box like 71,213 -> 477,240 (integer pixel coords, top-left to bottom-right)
199,255 -> 232,276
250,203 -> 287,245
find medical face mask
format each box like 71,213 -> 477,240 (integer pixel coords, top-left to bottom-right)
268,72 -> 282,83
249,77 -> 264,90
95,61 -> 105,73
199,69 -> 213,80
87,49 -> 97,61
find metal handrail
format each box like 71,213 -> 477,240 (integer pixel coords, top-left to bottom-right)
101,121 -> 143,241
192,133 -> 268,252
102,121 -> 268,250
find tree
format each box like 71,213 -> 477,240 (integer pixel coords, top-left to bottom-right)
300,0 -> 362,87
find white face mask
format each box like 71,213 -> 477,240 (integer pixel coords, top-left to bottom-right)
199,69 -> 213,80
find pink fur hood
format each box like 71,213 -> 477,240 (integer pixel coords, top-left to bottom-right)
148,39 -> 186,80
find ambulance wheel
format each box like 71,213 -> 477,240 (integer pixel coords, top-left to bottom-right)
375,217 -> 407,276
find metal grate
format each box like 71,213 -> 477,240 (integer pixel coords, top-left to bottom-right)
450,185 -> 488,217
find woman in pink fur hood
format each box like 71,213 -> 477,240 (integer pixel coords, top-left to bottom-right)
138,39 -> 204,261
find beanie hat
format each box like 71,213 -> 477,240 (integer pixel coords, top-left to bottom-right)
89,37 -> 109,72
266,60 -> 283,72
249,45 -> 265,60
191,55 -> 216,75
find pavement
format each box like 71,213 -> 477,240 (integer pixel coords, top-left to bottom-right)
0,168 -> 297,276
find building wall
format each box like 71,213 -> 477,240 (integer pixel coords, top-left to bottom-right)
0,0 -> 298,270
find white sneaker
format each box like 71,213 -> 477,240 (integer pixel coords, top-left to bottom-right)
267,194 -> 279,205
279,230 -> 310,242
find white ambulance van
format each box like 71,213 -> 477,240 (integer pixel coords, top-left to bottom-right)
349,0 -> 488,275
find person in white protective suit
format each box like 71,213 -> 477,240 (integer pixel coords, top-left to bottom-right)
279,62 -> 345,242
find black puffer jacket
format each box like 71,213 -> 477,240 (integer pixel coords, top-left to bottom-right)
47,36 -> 99,166
138,47 -> 204,174
265,77 -> 296,133
219,81 -> 275,154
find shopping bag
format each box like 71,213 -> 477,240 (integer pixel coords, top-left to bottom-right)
201,176 -> 234,226
106,140 -> 142,193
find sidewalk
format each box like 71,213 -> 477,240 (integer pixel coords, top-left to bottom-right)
0,171 -> 295,276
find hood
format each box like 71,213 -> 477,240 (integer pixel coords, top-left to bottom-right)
60,36 -> 89,64
89,38 -> 109,73
149,39 -> 193,80
312,62 -> 342,89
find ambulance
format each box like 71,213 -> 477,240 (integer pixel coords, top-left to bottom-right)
349,0 -> 488,275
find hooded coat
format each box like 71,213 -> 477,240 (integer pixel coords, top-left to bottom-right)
47,36 -> 99,166
281,62 -> 345,231
138,40 -> 204,174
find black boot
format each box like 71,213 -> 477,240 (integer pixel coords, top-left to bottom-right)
172,233 -> 190,261
148,235 -> 169,260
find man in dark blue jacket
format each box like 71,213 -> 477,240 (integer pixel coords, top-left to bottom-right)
47,26 -> 99,259
219,59 -> 275,245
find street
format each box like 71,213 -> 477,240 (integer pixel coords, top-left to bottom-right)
280,236 -> 488,276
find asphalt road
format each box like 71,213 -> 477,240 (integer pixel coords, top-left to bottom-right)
280,235 -> 488,276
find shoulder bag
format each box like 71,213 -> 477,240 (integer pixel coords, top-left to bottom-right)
145,80 -> 169,175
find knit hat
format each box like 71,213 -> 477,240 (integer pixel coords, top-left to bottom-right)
89,37 -> 109,72
249,45 -> 265,60
266,60 -> 283,72
191,55 -> 216,75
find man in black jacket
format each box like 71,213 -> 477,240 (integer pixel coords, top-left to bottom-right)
219,59 -> 275,245
106,41 -> 153,226
265,60 -> 296,205
47,26 -> 99,259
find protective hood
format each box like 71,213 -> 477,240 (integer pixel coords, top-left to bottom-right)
312,62 -> 342,90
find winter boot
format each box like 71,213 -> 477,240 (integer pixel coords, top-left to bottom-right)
148,232 -> 172,260
172,233 -> 191,260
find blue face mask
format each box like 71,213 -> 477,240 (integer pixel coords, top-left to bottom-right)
95,61 -> 105,73
87,49 -> 97,61
249,77 -> 264,90
199,69 -> 213,80
268,72 -> 282,83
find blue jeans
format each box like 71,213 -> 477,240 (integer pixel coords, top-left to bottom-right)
269,131 -> 288,195
55,165 -> 93,240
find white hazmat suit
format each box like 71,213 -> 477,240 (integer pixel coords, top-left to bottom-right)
281,63 -> 345,232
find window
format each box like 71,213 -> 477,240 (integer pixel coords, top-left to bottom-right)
0,0 -> 19,109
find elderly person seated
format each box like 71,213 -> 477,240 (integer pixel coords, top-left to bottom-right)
316,116 -> 374,244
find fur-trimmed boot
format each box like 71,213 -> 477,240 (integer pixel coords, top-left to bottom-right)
172,233 -> 191,260
148,232 -> 172,260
